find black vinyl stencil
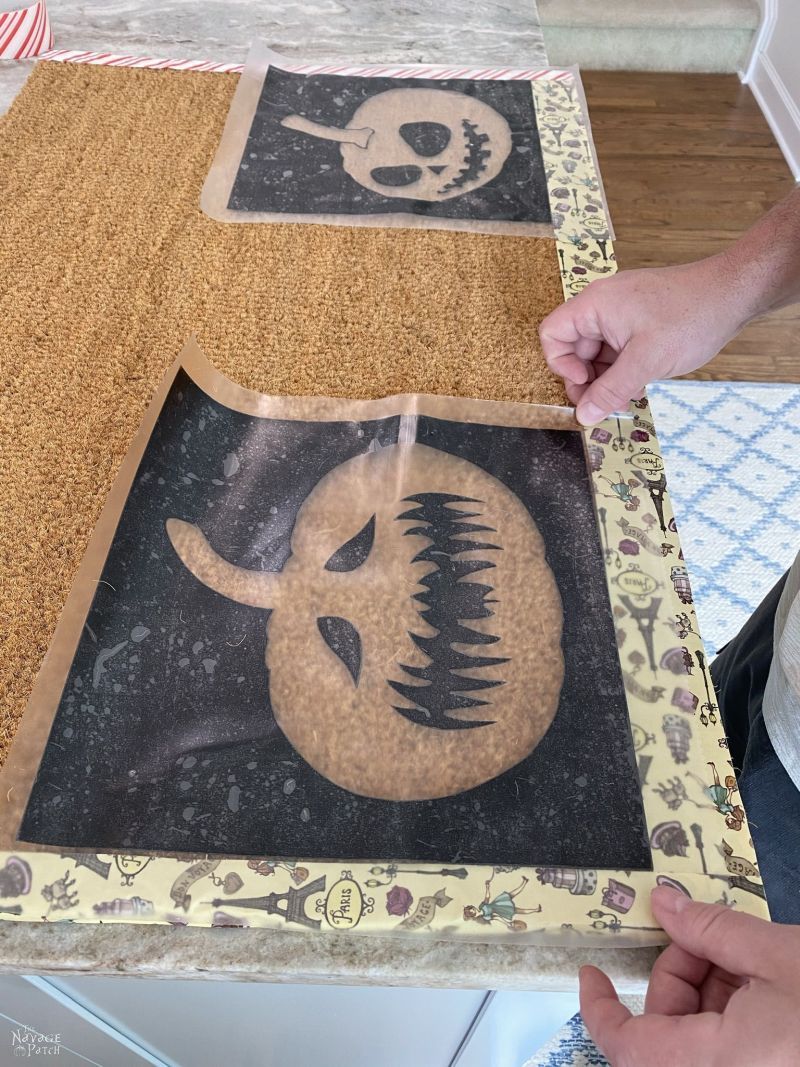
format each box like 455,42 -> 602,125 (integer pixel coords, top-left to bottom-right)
21,374 -> 650,869
228,68 -> 552,225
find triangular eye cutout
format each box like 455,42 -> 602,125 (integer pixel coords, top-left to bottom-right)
317,617 -> 362,685
324,515 -> 376,572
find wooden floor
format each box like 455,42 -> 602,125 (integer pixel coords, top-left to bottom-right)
583,71 -> 800,383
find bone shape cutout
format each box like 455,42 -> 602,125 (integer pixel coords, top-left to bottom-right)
166,443 -> 564,801
280,87 -> 514,202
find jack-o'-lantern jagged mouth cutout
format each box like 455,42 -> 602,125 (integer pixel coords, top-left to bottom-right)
314,492 -> 506,730
438,120 -> 492,194
388,492 -> 505,730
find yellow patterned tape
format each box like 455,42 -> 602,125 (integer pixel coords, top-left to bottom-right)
0,72 -> 768,944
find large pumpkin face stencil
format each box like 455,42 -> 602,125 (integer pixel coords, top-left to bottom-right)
281,89 -> 513,202
19,373 -> 650,870
166,442 -> 564,801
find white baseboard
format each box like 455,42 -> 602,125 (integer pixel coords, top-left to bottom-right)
744,53 -> 800,180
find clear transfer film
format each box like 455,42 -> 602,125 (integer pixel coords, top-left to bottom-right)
0,340 -> 768,943
201,42 -> 613,240
4,339 -> 646,871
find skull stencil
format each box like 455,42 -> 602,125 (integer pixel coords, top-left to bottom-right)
223,67 -> 554,227
282,88 -> 513,202
167,442 -> 564,801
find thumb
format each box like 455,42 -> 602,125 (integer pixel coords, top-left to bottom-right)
651,886 -> 779,980
575,340 -> 653,426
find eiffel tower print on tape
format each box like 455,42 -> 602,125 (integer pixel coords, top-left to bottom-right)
619,594 -> 661,673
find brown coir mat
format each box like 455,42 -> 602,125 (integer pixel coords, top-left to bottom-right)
0,62 -> 567,766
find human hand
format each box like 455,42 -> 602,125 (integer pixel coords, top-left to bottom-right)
579,886 -> 800,1066
539,259 -> 749,425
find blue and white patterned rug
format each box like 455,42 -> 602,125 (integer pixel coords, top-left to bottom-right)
647,380 -> 800,656
522,997 -> 644,1067
523,1012 -> 610,1066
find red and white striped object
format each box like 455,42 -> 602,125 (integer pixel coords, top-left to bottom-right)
37,47 -> 571,83
0,0 -> 52,59
38,48 -> 243,73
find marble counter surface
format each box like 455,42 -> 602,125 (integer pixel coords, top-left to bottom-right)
0,920 -> 655,991
0,0 -> 548,114
0,1 -> 654,991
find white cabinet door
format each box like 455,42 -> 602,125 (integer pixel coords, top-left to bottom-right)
0,975 -> 157,1065
53,976 -> 488,1067
454,991 -> 579,1067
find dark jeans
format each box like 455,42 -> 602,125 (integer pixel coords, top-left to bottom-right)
711,571 -> 800,924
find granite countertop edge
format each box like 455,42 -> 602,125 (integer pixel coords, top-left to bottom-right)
0,921 -> 655,990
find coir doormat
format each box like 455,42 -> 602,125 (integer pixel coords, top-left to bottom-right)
0,62 -> 566,768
